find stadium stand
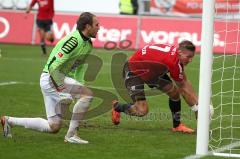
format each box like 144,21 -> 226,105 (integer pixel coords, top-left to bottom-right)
1,0 -> 14,9
14,0 -> 28,10
0,0 -> 28,10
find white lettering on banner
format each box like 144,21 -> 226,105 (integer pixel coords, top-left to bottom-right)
97,26 -> 131,42
141,30 -> 224,47
53,22 -> 76,39
141,31 -> 154,43
0,17 -> 10,38
214,34 -> 225,47
186,2 -> 202,9
154,31 -> 168,43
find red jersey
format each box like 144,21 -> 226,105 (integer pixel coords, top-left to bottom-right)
128,44 -> 185,82
30,0 -> 54,20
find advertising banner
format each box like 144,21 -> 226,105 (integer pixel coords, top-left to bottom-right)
94,15 -> 138,49
34,13 -> 78,45
0,11 -> 34,44
150,0 -> 240,15
0,11 -> 238,54
35,14 -> 138,49
140,16 -> 239,53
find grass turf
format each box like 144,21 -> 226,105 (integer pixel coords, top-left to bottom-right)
0,44 -> 239,159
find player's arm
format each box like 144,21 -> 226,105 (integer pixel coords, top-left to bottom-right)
26,0 -> 37,13
175,79 -> 198,107
48,37 -> 79,91
170,63 -> 198,108
175,78 -> 199,118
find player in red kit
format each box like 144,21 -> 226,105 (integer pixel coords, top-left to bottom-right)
26,0 -> 54,55
112,40 -> 199,133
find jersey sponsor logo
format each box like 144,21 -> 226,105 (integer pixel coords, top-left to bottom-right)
61,37 -> 78,54
58,52 -> 63,58
38,0 -> 48,7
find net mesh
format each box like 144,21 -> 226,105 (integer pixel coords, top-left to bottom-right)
209,0 -> 240,156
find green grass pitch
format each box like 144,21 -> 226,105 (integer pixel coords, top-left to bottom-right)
0,44 -> 239,159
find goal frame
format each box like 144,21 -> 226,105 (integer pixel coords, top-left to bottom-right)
196,0 -> 240,158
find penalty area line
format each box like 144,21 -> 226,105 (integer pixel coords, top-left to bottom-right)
0,81 -> 36,86
0,81 -> 22,86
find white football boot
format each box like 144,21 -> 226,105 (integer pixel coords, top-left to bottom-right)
1,116 -> 12,138
64,135 -> 89,144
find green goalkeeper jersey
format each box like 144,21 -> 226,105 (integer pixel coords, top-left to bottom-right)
43,30 -> 93,88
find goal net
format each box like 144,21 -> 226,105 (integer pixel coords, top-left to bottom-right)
209,0 -> 240,157
197,0 -> 240,158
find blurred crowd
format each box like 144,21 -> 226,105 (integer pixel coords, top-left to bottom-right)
0,0 -> 29,10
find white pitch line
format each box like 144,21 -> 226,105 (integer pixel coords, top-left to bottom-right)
184,141 -> 240,159
183,154 -> 203,159
1,57 -> 43,62
0,81 -> 36,86
0,81 -> 22,86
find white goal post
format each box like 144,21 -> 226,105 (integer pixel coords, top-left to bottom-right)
196,0 -> 215,155
196,0 -> 240,158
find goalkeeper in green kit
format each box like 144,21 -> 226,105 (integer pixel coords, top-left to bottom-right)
1,12 -> 100,144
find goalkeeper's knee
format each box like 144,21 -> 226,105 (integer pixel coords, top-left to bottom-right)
75,96 -> 93,112
79,95 -> 93,105
48,116 -> 62,133
49,123 -> 61,133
